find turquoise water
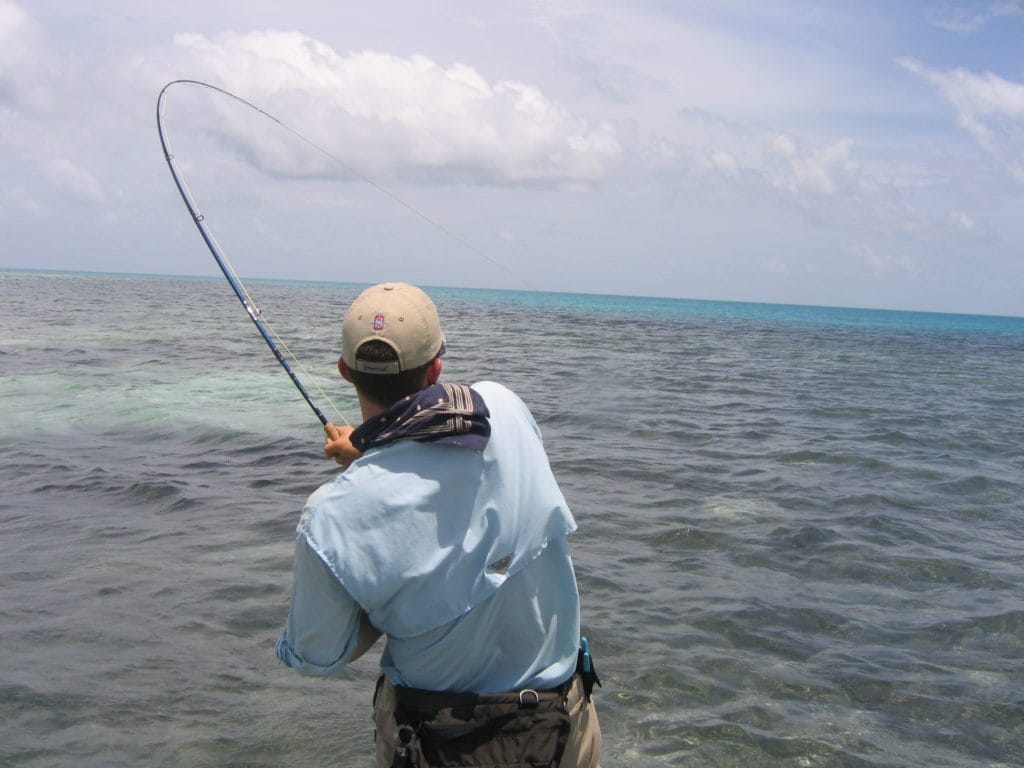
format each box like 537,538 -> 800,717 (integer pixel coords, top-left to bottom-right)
2,270 -> 1023,767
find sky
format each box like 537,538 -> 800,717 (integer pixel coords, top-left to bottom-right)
1,0 -> 1023,316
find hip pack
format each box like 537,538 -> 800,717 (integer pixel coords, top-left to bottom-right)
381,676 -> 573,768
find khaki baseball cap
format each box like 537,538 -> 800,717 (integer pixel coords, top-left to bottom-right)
341,283 -> 446,374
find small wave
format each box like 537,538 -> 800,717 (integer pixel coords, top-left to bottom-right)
889,553 -> 1015,591
120,480 -> 183,503
773,449 -> 831,464
862,427 -> 923,447
924,609 -> 1024,637
206,582 -> 282,602
221,604 -> 285,636
932,473 -> 1018,495
778,524 -> 840,550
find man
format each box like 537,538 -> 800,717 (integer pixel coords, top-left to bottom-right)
276,282 -> 601,767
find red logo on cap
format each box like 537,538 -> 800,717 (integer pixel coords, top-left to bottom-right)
373,313 -> 386,331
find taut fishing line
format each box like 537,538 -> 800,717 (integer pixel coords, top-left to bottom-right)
156,79 -> 528,428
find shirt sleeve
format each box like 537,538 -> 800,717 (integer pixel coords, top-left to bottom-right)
275,535 -> 363,676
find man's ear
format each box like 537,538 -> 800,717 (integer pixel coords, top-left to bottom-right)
425,357 -> 443,386
338,357 -> 353,382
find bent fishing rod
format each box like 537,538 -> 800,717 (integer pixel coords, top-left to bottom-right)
156,79 -> 342,427
157,79 -> 531,426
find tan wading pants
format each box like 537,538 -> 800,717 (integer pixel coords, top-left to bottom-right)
372,674 -> 602,768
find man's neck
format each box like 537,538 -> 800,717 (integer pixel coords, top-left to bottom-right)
353,362 -> 441,424
358,394 -> 388,423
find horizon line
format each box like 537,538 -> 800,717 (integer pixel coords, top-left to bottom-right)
2,266 -> 1022,322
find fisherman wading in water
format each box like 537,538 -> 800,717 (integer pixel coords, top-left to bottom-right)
275,282 -> 601,767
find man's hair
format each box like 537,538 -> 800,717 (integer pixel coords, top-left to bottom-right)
349,340 -> 433,407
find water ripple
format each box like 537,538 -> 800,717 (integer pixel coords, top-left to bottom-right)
3,273 -> 1024,766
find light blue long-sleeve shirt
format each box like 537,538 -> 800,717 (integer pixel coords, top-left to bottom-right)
276,381 -> 580,693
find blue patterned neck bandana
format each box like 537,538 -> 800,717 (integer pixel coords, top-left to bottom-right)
351,383 -> 491,452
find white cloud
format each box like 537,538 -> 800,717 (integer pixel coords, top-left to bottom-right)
843,243 -> 917,275
0,3 -> 109,209
950,210 -> 977,231
769,136 -> 857,197
44,157 -> 104,203
657,111 -> 872,203
0,0 -> 56,111
927,1 -> 1023,34
759,257 -> 789,274
165,30 -> 621,185
709,150 -> 739,177
900,57 -> 1024,180
1,185 -> 44,215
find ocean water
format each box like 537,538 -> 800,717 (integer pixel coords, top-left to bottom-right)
2,270 -> 1022,768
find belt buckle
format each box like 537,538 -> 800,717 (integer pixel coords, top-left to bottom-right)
518,688 -> 540,708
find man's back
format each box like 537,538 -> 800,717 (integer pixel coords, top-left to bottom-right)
298,381 -> 579,691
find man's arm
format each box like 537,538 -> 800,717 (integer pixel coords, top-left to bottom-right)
350,611 -> 383,662
276,537 -> 380,675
